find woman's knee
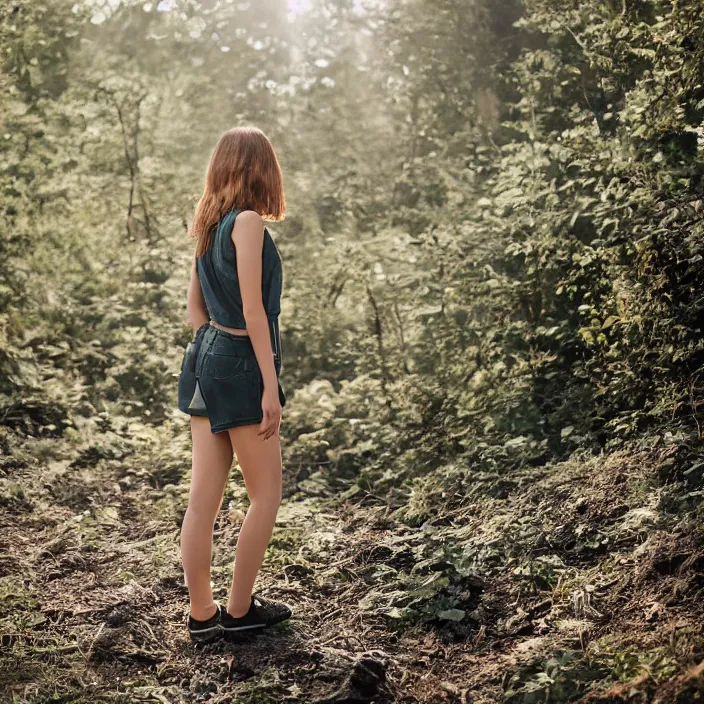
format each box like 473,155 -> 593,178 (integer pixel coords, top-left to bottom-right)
250,489 -> 282,514
184,499 -> 221,524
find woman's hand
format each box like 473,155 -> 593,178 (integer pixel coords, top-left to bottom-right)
258,386 -> 282,440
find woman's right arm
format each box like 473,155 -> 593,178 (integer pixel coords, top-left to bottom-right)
233,210 -> 282,440
186,254 -> 209,332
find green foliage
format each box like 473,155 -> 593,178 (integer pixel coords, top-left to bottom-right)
4,0 -> 702,477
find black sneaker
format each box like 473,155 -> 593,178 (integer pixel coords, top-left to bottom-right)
187,601 -> 223,642
251,593 -> 293,626
220,594 -> 293,633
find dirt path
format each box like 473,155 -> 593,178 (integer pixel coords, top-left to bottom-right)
1,425 -> 703,703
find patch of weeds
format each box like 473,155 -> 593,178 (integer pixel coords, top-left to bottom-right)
358,542 -> 483,636
391,464 -> 521,527
586,636 -> 686,687
223,478 -> 249,508
222,665 -> 292,703
149,488 -> 187,526
73,509 -> 104,550
0,575 -> 40,620
144,533 -> 180,572
45,465 -> 101,512
0,649 -> 47,696
549,568 -> 589,602
264,529 -> 304,569
147,459 -> 187,488
391,473 -> 449,527
0,479 -> 34,511
69,440 -> 127,469
504,650 -> 610,703
512,555 -> 567,592
7,607 -> 48,633
659,482 -> 704,515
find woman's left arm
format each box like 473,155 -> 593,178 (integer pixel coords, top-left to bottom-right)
186,254 -> 209,332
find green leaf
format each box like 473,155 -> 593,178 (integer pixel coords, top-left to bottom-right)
437,608 -> 465,622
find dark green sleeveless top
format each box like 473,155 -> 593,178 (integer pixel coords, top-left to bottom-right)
196,209 -> 283,329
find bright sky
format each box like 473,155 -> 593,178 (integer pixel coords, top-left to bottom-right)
287,0 -> 366,18
287,0 -> 313,17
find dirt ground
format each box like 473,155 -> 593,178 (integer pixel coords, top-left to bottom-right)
1,420 -> 703,703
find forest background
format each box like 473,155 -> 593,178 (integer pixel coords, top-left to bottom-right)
2,0 -> 704,702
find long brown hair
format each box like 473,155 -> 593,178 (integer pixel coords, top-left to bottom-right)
189,126 -> 286,257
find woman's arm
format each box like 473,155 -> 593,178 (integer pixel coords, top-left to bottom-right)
232,210 -> 281,439
186,254 -> 209,332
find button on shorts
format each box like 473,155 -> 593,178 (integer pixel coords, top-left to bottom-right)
178,322 -> 286,434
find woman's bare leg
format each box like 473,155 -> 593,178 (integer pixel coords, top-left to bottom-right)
180,415 -> 233,620
225,424 -> 283,617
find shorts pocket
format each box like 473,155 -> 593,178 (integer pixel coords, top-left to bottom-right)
208,354 -> 251,380
206,370 -> 262,423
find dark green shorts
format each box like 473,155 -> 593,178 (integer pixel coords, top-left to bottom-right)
178,322 -> 286,434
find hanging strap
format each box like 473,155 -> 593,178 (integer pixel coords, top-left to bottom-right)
187,321 -> 211,374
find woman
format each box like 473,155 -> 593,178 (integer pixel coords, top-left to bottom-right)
177,126 -> 292,642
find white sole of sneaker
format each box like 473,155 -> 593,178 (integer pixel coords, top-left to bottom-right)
189,625 -> 223,635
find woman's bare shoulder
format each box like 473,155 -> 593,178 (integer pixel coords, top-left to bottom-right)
235,210 -> 264,228
232,210 -> 265,250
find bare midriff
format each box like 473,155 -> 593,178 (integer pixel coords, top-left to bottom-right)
209,319 -> 249,336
